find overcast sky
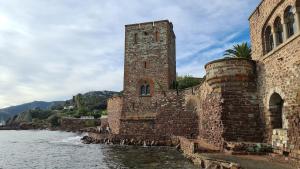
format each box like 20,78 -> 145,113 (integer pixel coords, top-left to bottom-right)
0,0 -> 261,108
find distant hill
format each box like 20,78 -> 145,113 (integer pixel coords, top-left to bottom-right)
71,91 -> 120,110
0,101 -> 64,121
0,91 -> 119,122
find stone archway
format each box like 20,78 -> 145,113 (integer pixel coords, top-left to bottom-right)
269,92 -> 284,129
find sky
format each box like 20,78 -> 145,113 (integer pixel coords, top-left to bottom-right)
0,0 -> 261,108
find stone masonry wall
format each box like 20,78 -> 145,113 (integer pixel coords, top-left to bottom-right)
249,0 -> 298,59
60,118 -> 101,132
118,90 -> 199,141
255,35 -> 300,142
123,20 -> 176,119
288,107 -> 300,159
107,96 -> 123,134
107,58 -> 264,149
250,0 -> 300,157
184,82 -> 224,149
205,58 -> 263,143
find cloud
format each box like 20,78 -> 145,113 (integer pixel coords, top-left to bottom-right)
0,0 -> 261,108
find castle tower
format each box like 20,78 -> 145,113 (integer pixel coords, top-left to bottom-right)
122,20 -> 176,118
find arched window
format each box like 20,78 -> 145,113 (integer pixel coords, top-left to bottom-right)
140,82 -> 150,96
274,17 -> 283,45
265,26 -> 274,53
145,84 -> 150,95
284,6 -> 296,38
269,93 -> 284,129
140,85 -> 146,95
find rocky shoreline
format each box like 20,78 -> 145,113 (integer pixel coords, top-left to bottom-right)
1,126 -> 298,169
81,132 -> 300,169
80,132 -> 244,169
81,132 -> 179,147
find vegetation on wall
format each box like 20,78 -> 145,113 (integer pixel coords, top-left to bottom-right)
175,75 -> 203,90
224,42 -> 252,59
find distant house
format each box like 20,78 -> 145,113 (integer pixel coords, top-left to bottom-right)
63,105 -> 74,110
80,116 -> 94,120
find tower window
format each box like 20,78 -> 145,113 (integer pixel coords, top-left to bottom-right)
140,82 -> 150,96
146,85 -> 150,95
155,31 -> 160,42
144,61 -> 147,68
134,33 -> 138,44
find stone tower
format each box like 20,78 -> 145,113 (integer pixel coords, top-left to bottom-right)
122,20 -> 176,119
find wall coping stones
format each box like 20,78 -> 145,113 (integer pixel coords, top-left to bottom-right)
204,58 -> 256,69
125,20 -> 171,27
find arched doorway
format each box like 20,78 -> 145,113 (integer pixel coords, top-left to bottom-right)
269,93 -> 284,129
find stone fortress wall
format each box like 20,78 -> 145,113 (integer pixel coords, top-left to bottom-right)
108,58 -> 263,149
107,0 -> 300,160
249,0 -> 300,159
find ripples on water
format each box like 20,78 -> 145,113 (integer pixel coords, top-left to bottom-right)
0,130 -> 197,169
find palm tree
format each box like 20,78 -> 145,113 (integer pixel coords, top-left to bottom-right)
224,42 -> 252,59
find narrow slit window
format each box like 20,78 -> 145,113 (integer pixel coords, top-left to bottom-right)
134,33 -> 138,44
155,31 -> 160,42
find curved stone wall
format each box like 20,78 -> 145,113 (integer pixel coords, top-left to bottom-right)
205,58 -> 263,143
205,58 -> 256,92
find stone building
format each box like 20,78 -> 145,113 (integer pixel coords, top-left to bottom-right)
108,21 -> 198,141
249,0 -> 300,159
107,0 -> 300,160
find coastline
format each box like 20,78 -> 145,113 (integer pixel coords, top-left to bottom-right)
82,131 -> 299,169
1,127 -> 298,169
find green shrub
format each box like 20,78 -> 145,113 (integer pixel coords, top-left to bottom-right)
47,114 -> 60,127
101,110 -> 108,116
176,75 -> 202,90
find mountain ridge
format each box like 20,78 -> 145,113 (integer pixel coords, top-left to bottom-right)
0,90 -> 119,121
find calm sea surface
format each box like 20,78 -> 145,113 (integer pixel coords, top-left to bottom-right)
0,130 -> 197,169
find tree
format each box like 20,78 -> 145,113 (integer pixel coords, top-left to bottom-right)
224,42 -> 252,59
